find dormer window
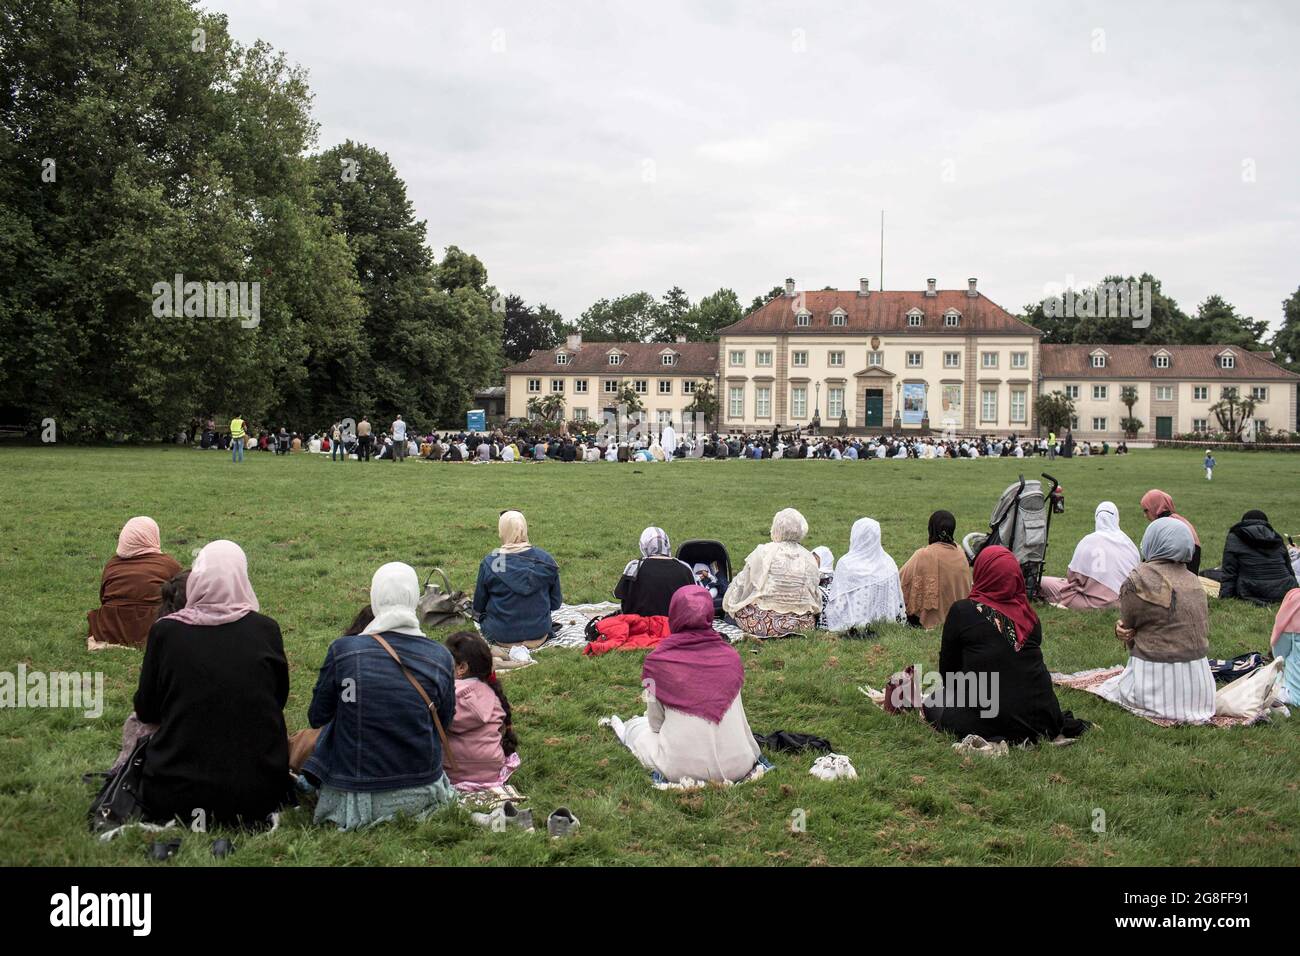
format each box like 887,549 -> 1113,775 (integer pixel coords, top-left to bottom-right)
944,309 -> 961,327
795,310 -> 811,327
1153,352 -> 1170,369
555,352 -> 570,365
906,308 -> 924,328
830,308 -> 847,327
1219,350 -> 1235,369
661,352 -> 677,366
1091,350 -> 1108,369
608,352 -> 624,366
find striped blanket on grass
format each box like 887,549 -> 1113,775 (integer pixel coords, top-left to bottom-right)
1051,666 -> 1263,728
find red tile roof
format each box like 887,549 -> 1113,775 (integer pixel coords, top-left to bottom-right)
1040,344 -> 1299,380
719,288 -> 1040,336
503,340 -> 718,376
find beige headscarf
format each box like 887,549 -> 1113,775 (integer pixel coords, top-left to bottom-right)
496,511 -> 532,554
722,509 -> 821,616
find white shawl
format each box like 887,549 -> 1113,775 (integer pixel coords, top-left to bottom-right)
1068,500 -> 1141,595
825,518 -> 905,631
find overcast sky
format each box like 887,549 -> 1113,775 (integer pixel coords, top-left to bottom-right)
211,0 -> 1300,332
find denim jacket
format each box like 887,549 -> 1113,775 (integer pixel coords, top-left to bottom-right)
473,547 -> 563,643
304,631 -> 456,792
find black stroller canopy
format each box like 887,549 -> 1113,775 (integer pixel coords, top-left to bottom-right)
675,539 -> 732,580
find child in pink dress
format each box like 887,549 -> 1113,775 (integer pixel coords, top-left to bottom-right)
444,632 -> 519,789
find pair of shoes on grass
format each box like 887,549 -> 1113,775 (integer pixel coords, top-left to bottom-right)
471,801 -> 579,838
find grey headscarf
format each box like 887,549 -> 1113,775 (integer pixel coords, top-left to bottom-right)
1140,516 -> 1195,563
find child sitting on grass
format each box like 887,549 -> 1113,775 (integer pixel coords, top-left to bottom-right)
444,631 -> 520,789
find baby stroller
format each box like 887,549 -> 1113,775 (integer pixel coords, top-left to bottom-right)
962,473 -> 1061,600
675,539 -> 732,616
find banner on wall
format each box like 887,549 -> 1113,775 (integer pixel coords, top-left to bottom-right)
902,383 -> 926,426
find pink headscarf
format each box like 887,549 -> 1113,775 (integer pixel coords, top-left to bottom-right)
163,540 -> 259,627
1272,588 -> 1300,650
640,585 -> 744,723
116,516 -> 162,559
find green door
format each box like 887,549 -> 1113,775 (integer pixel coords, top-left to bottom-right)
865,389 -> 884,427
1156,416 -> 1173,439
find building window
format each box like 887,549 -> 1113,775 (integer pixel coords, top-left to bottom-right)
1065,385 -> 1079,400
1220,353 -> 1235,369
906,352 -> 923,368
658,410 -> 672,429
796,312 -> 810,327
1192,418 -> 1208,433
634,380 -> 648,394
981,388 -> 997,422
1092,417 -> 1108,431
792,386 -> 807,418
1155,354 -> 1170,368
1222,386 -> 1237,400
662,353 -> 676,366
756,350 -> 773,367
944,311 -> 960,327
603,379 -> 619,394
1255,418 -> 1268,431
907,312 -> 923,327
551,379 -> 564,393
828,387 -> 845,419
1193,386 -> 1208,401
1155,385 -> 1173,401
527,378 -> 541,393
828,351 -> 845,367
1011,352 -> 1028,369
728,386 -> 744,418
1092,353 -> 1107,368
658,380 -> 672,395
1092,385 -> 1108,400
1010,389 -> 1027,423
729,350 -> 745,366
981,352 -> 998,369
556,352 -> 570,365
755,386 -> 771,419
608,353 -> 624,366
1070,416 -> 1079,430
574,379 -> 588,393
868,351 -> 884,367
792,350 -> 808,367
944,351 -> 961,368
573,408 -> 588,421
682,380 -> 696,394
831,312 -> 846,326
1251,386 -> 1268,401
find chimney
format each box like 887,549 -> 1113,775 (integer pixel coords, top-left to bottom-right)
925,278 -> 937,297
784,277 -> 796,297
675,333 -> 687,344
858,278 -> 870,296
566,332 -> 582,350
967,277 -> 978,297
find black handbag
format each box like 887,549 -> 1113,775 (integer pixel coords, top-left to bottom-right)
88,734 -> 151,833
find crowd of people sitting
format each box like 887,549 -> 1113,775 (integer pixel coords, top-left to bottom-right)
84,489 -> 1297,834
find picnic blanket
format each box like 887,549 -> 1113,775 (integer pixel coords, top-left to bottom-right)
456,784 -> 527,811
1050,666 -> 1270,727
545,602 -> 747,649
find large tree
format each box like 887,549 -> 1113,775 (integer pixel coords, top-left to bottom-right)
686,288 -> 744,339
577,291 -> 660,342
1022,273 -> 1190,345
1272,285 -> 1300,370
501,295 -> 562,362
1184,294 -> 1268,348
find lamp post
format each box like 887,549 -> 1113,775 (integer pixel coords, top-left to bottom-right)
813,381 -> 822,436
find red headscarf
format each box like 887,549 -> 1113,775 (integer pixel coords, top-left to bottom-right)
968,545 -> 1038,650
640,585 -> 744,723
1139,489 -> 1199,546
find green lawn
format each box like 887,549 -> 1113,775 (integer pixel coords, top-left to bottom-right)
0,446 -> 1296,866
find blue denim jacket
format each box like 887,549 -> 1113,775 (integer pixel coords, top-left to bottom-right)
473,547 -> 563,644
304,631 -> 456,792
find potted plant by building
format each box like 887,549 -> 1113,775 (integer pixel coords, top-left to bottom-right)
1120,416 -> 1144,439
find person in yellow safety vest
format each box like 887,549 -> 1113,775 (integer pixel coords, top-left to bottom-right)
230,414 -> 247,463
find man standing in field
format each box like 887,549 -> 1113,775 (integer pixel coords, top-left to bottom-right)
391,415 -> 407,463
357,415 -> 372,461
230,413 -> 246,463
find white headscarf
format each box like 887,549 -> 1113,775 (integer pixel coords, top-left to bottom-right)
825,518 -> 905,631
722,509 -> 820,616
1068,501 -> 1141,595
771,508 -> 809,543
811,546 -> 835,575
363,562 -> 424,637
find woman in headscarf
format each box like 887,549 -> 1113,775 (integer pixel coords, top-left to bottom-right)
1093,518 -> 1214,723
87,517 -> 183,650
722,508 -> 822,638
1270,589 -> 1300,705
1139,489 -> 1201,573
614,527 -> 695,617
612,586 -> 761,783
922,545 -> 1074,744
132,540 -> 290,827
824,518 -> 906,632
1206,510 -> 1297,604
1039,501 -> 1140,610
472,511 -> 563,646
899,510 -> 973,629
811,546 -> 835,587
302,562 -> 458,830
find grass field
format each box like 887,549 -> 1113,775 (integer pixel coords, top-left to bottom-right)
0,446 -> 1297,867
